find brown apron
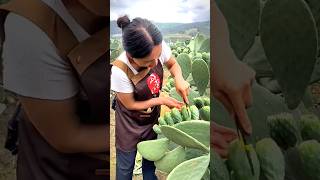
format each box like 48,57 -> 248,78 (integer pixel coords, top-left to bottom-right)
112,59 -> 163,151
0,0 -> 109,179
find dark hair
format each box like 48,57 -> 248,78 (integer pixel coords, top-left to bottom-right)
117,15 -> 163,58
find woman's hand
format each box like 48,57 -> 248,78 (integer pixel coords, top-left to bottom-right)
175,78 -> 190,104
212,1 -> 256,135
160,96 -> 184,109
213,58 -> 255,134
165,57 -> 190,104
211,121 -> 237,158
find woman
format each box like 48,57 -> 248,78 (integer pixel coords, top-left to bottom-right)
111,15 -> 189,179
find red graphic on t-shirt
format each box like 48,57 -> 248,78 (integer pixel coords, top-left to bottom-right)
147,73 -> 161,95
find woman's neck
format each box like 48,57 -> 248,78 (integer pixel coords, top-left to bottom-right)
127,56 -> 147,72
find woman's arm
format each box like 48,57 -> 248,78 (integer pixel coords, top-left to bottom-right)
165,57 -> 190,104
116,92 -> 183,111
19,96 -> 108,154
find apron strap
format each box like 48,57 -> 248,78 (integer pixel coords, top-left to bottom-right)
0,0 -> 78,59
112,60 -> 151,85
67,27 -> 108,75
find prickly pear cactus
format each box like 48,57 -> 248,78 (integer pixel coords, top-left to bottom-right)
298,140 -> 320,180
155,146 -> 186,173
158,117 -> 167,126
164,112 -> 175,125
174,120 -> 210,147
198,38 -> 210,53
137,138 -> 169,161
189,105 -> 200,120
227,139 -> 260,180
171,108 -> 183,123
160,125 -> 209,152
199,106 -> 210,121
167,154 -> 210,180
256,138 -> 285,180
177,53 -> 192,80
181,106 -> 191,121
169,88 -> 200,106
267,113 -> 302,149
188,33 -> 206,54
193,97 -> 205,109
305,0 -> 320,54
215,0 -> 260,60
260,0 -> 318,109
300,113 -> 320,142
192,59 -> 209,96
203,97 -> 210,106
153,124 -> 162,134
210,150 -> 230,180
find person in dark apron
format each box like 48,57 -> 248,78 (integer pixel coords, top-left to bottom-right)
0,0 -> 109,179
111,15 -> 190,180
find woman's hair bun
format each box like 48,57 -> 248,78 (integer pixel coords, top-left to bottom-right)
117,15 -> 130,29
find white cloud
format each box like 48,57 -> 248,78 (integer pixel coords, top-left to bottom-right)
110,0 -> 210,23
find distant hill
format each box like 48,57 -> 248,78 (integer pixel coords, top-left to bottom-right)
110,21 -> 210,37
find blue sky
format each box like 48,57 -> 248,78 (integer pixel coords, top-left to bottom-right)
110,0 -> 210,23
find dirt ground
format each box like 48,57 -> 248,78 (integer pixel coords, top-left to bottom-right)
0,103 -> 17,180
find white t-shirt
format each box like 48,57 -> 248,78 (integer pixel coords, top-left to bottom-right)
111,41 -> 172,93
2,0 -> 89,100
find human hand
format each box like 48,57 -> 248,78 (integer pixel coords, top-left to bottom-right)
175,78 -> 190,104
160,96 -> 184,109
211,121 -> 237,158
213,56 -> 255,134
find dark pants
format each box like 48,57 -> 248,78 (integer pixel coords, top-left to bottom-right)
116,148 -> 157,180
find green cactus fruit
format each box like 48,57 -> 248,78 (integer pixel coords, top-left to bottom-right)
153,124 -> 162,134
256,138 -> 285,180
193,97 -> 205,109
300,114 -> 320,142
183,48 -> 189,54
210,149 -> 230,180
267,113 -> 302,149
181,106 -> 191,121
227,139 -> 260,180
160,125 -> 209,152
137,138 -> 169,161
158,117 -> 167,126
177,53 -> 192,80
202,97 -> 210,106
199,106 -> 210,121
189,105 -> 199,120
169,78 -> 175,87
164,112 -> 175,125
174,120 -> 210,147
167,154 -> 210,180
171,108 -> 183,123
162,86 -> 170,92
155,146 -> 186,173
298,140 -> 320,180
192,59 -> 209,96
202,52 -> 210,62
